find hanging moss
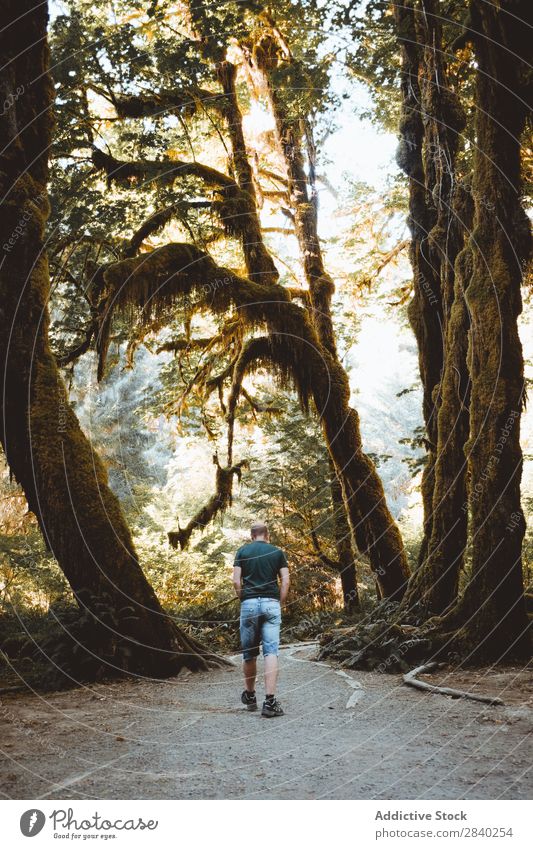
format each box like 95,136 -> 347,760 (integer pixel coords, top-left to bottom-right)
168,456 -> 248,550
113,88 -> 221,121
400,1 -> 470,615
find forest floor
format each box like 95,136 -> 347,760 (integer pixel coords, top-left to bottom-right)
1,643 -> 532,800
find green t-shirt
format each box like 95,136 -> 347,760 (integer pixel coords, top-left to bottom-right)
234,541 -> 288,600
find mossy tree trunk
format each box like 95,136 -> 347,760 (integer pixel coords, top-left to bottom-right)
211,53 -> 360,609
435,0 -> 531,660
402,202 -> 472,615
0,0 -> 219,677
329,462 -> 359,611
394,0 -> 444,568
397,0 -> 470,615
216,59 -> 279,286
85,10 -> 407,601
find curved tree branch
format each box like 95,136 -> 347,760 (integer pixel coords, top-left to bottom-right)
91,147 -> 236,190
98,242 -> 409,598
113,88 -> 228,120
168,454 -> 248,550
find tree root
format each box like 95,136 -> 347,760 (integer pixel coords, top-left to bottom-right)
403,662 -> 504,705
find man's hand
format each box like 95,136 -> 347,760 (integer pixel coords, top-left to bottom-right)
280,566 -> 290,606
232,565 -> 242,599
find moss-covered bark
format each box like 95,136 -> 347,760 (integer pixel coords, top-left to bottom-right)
252,35 -> 337,354
113,88 -> 226,120
394,0 -> 444,566
329,462 -> 359,611
90,15 -> 405,601
398,0 -> 469,614
216,60 -> 279,286
316,0 -> 530,667
402,210 -> 472,615
434,0 -> 531,660
0,0 -> 223,678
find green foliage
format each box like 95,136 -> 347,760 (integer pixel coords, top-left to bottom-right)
0,531 -> 69,613
334,0 -> 401,131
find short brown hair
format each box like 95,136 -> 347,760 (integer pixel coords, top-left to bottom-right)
251,521 -> 268,539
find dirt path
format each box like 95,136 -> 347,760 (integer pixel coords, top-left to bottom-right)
1,645 -> 532,800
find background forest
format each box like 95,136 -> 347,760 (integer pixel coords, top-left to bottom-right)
0,0 -> 531,688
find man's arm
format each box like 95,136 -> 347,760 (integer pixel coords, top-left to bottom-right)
232,565 -> 242,599
279,566 -> 290,606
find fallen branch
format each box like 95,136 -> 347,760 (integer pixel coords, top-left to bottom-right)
403,662 -> 504,706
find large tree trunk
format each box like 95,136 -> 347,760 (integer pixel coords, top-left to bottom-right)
329,463 -> 359,611
402,190 -> 472,615
394,0 -> 444,568
0,0 -> 219,677
216,59 -> 279,286
249,33 -> 408,600
397,0 -> 469,615
435,0 -> 531,660
217,57 -> 358,610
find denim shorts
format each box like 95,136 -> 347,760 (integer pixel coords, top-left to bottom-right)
240,597 -> 281,660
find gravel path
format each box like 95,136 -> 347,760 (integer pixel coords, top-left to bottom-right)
1,645 -> 531,800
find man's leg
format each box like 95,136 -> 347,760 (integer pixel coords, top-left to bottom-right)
240,599 -> 260,710
243,658 -> 257,692
261,600 -> 284,716
264,654 -> 278,695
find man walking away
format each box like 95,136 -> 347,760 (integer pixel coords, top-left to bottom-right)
232,521 -> 290,717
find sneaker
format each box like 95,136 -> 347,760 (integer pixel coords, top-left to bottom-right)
241,690 -> 257,711
261,697 -> 284,718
